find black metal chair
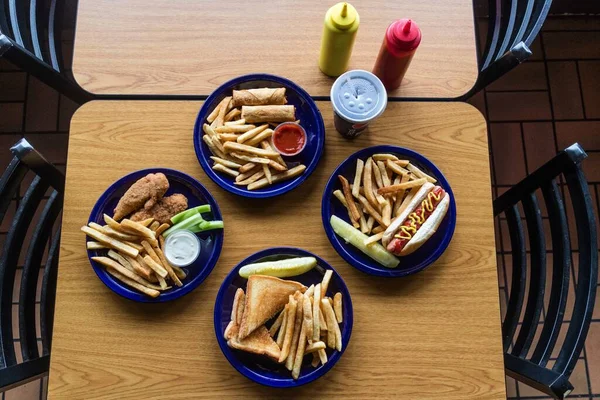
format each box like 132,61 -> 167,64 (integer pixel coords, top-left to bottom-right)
0,139 -> 64,390
463,0 -> 553,98
0,0 -> 92,104
494,143 -> 597,399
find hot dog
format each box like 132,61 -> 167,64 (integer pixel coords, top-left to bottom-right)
382,182 -> 450,256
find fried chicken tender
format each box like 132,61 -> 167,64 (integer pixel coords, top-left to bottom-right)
113,173 -> 169,221
130,194 -> 189,224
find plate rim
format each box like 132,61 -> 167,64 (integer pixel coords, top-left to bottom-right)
86,167 -> 224,303
321,145 -> 457,277
193,73 -> 325,199
213,246 -> 353,388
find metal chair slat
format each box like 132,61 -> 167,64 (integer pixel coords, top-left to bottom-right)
503,205 -> 527,351
41,228 -> 60,354
512,192 -> 546,357
19,191 -> 62,362
530,180 -> 570,366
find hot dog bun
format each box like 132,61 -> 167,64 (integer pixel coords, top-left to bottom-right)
382,182 -> 434,247
400,193 -> 449,255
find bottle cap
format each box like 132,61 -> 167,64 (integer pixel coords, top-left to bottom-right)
330,2 -> 358,30
386,19 -> 421,52
331,70 -> 387,123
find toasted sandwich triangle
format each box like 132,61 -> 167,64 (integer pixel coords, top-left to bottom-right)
238,275 -> 306,339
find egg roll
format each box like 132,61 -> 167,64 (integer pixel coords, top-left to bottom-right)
232,88 -> 287,107
241,105 -> 295,123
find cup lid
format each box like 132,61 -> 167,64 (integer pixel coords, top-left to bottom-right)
330,70 -> 387,123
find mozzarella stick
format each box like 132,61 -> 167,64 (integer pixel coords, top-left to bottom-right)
241,105 -> 295,123
232,87 -> 287,107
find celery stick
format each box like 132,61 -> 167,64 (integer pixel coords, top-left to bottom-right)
163,214 -> 204,237
189,220 -> 224,234
199,220 -> 223,230
170,205 -> 211,225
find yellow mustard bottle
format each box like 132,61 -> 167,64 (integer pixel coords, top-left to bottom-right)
318,2 -> 360,77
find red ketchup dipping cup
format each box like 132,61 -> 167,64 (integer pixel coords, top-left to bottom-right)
272,122 -> 307,156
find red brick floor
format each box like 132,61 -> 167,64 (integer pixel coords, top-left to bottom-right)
467,16 -> 600,400
1,15 -> 600,400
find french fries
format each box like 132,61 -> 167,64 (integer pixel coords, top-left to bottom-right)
81,226 -> 139,258
235,267 -> 345,380
279,295 -> 297,363
203,89 -> 306,190
82,212 -> 189,297
334,156 -> 433,252
333,292 -> 343,323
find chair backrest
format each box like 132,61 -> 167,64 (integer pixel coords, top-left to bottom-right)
0,139 -> 64,390
0,0 -> 92,103
464,0 -> 552,98
494,143 -> 598,399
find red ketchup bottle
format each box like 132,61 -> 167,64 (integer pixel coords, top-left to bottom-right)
372,19 -> 422,91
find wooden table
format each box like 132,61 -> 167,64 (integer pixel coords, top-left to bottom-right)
50,101 -> 504,399
72,0 -> 478,99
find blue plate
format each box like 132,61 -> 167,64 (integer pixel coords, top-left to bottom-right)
193,74 -> 325,198
87,168 -> 224,302
321,146 -> 457,277
214,247 -> 353,388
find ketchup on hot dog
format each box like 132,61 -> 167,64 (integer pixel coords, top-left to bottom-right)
388,186 -> 445,254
